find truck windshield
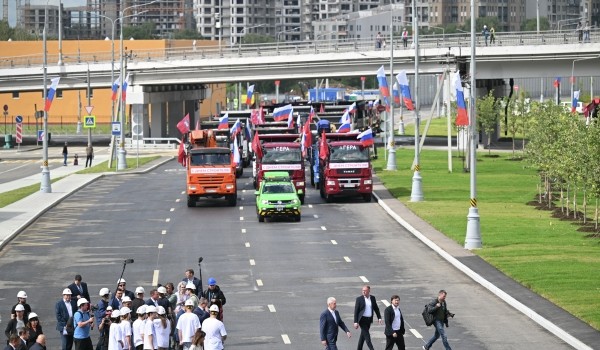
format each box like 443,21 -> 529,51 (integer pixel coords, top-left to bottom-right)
329,145 -> 369,162
262,147 -> 301,164
190,153 -> 230,166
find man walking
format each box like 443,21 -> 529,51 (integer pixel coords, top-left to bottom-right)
55,288 -> 74,350
62,142 -> 69,166
176,300 -> 201,350
423,290 -> 454,350
384,295 -> 405,350
320,297 -> 351,350
201,305 -> 227,350
353,285 -> 382,350
402,28 -> 409,48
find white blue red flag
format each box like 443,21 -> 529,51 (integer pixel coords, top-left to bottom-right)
111,76 -> 121,101
396,70 -> 414,110
121,73 -> 130,102
392,83 -> 401,106
376,65 -> 390,107
287,112 -> 294,128
348,102 -> 357,114
218,113 -> 229,129
232,136 -> 240,165
339,109 -> 350,124
44,77 -> 60,112
273,104 -> 294,121
244,119 -> 252,139
338,122 -> 351,133
357,128 -> 374,147
246,84 -> 254,105
572,91 -> 580,113
230,118 -> 242,137
453,72 -> 468,126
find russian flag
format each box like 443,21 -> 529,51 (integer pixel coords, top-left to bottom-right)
348,102 -> 357,114
357,128 -> 374,147
339,109 -> 350,124
308,106 -> 315,125
392,82 -> 401,106
244,119 -> 252,140
572,90 -> 580,113
44,77 -> 60,112
338,122 -> 351,133
273,104 -> 293,121
230,118 -> 242,137
218,113 -> 229,129
453,72 -> 469,126
232,136 -> 240,165
121,73 -> 130,102
111,76 -> 120,101
287,111 -> 294,128
396,70 -> 414,110
376,65 -> 390,107
246,84 -> 254,105
302,122 -> 312,156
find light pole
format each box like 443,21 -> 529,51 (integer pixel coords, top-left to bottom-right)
464,0 -> 481,249
428,25 -> 445,45
41,1 -> 51,193
410,0 -> 423,201
314,31 -> 336,53
386,9 -> 397,170
276,27 -> 300,54
238,24 -> 266,54
57,0 -> 63,66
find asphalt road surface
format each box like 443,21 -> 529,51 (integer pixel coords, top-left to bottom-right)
0,159 -> 573,349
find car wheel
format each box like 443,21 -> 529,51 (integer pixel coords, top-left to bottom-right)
363,193 -> 372,202
295,214 -> 301,222
258,214 -> 265,222
187,195 -> 196,207
227,194 -> 237,207
299,194 -> 305,205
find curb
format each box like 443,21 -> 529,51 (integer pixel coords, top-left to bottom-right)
371,189 -> 593,350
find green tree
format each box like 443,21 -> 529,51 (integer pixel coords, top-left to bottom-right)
241,33 -> 275,44
476,90 -> 498,155
521,18 -> 551,31
123,23 -> 156,40
0,20 -> 13,41
173,29 -> 204,40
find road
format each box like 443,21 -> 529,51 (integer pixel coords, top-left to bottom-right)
0,159 -> 572,349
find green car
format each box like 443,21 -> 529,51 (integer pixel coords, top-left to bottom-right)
255,172 -> 302,222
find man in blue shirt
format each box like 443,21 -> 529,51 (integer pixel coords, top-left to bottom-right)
73,298 -> 94,350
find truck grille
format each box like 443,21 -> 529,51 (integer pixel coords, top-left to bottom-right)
190,175 -> 226,184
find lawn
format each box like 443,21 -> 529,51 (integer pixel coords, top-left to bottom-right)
373,148 -> 600,330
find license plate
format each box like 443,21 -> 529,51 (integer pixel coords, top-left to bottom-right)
206,189 -> 217,193
342,183 -> 356,188
276,205 -> 284,211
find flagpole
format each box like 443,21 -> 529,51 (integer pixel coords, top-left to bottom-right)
41,5 -> 51,193
386,8 -> 397,171
410,0 -> 424,202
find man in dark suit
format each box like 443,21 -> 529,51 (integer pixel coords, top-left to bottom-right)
320,297 -> 351,350
182,269 -> 202,296
4,335 -> 20,350
68,275 -> 90,311
28,334 -> 46,350
55,288 -> 74,350
384,295 -> 405,350
353,285 -> 382,350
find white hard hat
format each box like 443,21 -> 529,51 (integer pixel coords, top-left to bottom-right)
15,304 -> 25,312
17,291 -> 27,298
120,307 -> 131,315
77,298 -> 89,307
106,306 -> 113,311
135,286 -> 145,294
157,286 -> 167,294
62,288 -> 72,295
184,299 -> 194,307
209,305 -> 219,312
28,312 -> 38,320
157,306 -> 166,315
185,282 -> 196,290
111,310 -> 121,318
122,296 -> 132,303
117,278 -> 126,283
99,288 -> 110,296
145,305 -> 157,313
136,305 -> 146,314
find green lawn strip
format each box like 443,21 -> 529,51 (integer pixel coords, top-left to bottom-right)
374,148 -> 600,330
400,115 -> 527,141
0,177 -> 64,209
76,156 -> 161,174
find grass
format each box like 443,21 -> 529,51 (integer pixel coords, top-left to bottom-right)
76,156 -> 162,174
0,177 -> 64,209
400,116 -> 527,141
373,148 -> 600,330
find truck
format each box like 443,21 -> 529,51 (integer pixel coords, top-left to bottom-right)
185,129 -> 237,207
315,131 -> 373,203
200,119 -> 251,177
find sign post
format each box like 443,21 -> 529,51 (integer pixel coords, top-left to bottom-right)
15,115 -> 22,150
3,104 -> 8,135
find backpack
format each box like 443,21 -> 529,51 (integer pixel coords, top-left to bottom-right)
421,304 -> 435,327
65,311 -> 82,336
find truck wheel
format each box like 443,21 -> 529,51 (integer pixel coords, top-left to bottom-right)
236,168 -> 243,178
362,193 -> 372,202
299,194 -> 305,205
187,196 -> 196,207
258,214 -> 265,222
253,178 -> 258,189
325,192 -> 333,203
227,194 -> 237,207
294,214 -> 301,222
310,170 -> 315,186
319,185 -> 325,198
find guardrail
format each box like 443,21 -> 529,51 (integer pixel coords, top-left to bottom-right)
125,137 -> 180,150
1,29 -> 598,69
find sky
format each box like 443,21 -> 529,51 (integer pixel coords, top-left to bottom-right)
3,0 -> 86,27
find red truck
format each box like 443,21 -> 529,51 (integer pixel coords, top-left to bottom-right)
317,132 -> 372,202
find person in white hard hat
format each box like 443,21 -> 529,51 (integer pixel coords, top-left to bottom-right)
4,304 -> 26,341
98,305 -> 113,350
55,287 -> 74,350
176,300 -> 201,350
131,287 -> 145,321
201,305 -> 226,350
25,312 -> 43,348
132,305 -> 146,350
117,279 -> 135,300
120,307 -> 132,350
96,287 -> 113,349
73,298 -> 95,350
153,306 -> 171,350
11,290 -> 32,320
108,310 -> 123,350
122,296 -> 133,310
184,283 -> 199,310
155,286 -> 172,317
143,306 -> 158,350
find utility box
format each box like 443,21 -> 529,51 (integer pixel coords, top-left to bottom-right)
3,134 -> 13,149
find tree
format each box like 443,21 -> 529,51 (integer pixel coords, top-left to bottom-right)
123,23 -> 156,40
521,18 -> 551,31
0,20 -> 13,41
241,33 -> 275,44
476,90 -> 498,155
173,29 -> 204,40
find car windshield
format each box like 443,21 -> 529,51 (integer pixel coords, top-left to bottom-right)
263,184 -> 295,194
190,153 -> 230,165
262,147 -> 301,164
329,145 -> 369,162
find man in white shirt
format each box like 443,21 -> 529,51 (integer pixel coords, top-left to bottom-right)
55,288 -> 74,350
383,295 -> 405,350
353,285 -> 382,350
201,305 -> 227,350
176,300 -> 201,350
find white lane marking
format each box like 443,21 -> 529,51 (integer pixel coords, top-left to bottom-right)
239,206 -> 243,210
313,214 -> 319,219
321,226 -> 327,231
165,218 -> 171,223
152,270 -> 159,286
241,229 -> 246,234
256,279 -> 263,286
161,230 -> 167,235
249,259 -> 256,266
308,204 -> 313,208
158,244 -> 163,249
344,256 -> 351,262
359,276 -> 369,283
240,217 -> 244,221
175,199 -> 181,203
242,189 -> 247,193
281,334 -> 291,344
245,242 -> 250,247
381,300 -> 390,307
410,329 -> 423,339
268,304 -> 276,312
0,162 -> 31,175
170,208 -> 175,212
331,240 -> 337,245
181,191 -> 185,195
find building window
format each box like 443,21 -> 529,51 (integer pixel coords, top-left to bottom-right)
57,90 -> 63,98
12,91 -> 19,99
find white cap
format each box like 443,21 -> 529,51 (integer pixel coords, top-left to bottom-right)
15,304 -> 25,311
184,299 -> 194,307
17,291 -> 27,298
122,296 -> 132,303
185,282 -> 196,290
120,307 -> 131,315
157,306 -> 166,315
136,305 -> 146,314
62,288 -> 72,295
135,286 -> 145,294
99,288 -> 110,296
106,306 -> 113,311
145,305 -> 157,313
77,298 -> 89,307
117,278 -> 126,283
28,312 -> 38,320
157,286 -> 167,294
111,310 -> 121,318
209,305 -> 219,312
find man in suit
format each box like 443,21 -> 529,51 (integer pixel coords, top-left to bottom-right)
55,288 -> 74,350
4,335 -> 20,350
29,334 -> 46,350
182,269 -> 202,296
353,285 -> 382,350
320,297 -> 351,350
68,275 -> 90,311
384,295 -> 405,350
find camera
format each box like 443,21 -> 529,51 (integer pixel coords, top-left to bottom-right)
90,305 -> 98,312
103,318 -> 111,325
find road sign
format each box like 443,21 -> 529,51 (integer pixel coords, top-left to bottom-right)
83,116 -> 96,128
274,80 -> 280,86
15,115 -> 22,123
3,104 -> 7,112
37,130 -> 44,142
16,123 -> 22,144
85,106 -> 94,115
111,122 -> 121,136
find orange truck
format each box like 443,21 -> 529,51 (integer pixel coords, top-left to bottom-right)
185,129 -> 237,207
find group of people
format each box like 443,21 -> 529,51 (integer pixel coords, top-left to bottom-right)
375,30 -> 411,50
319,287 -> 454,350
5,270 -> 228,350
577,21 -> 591,43
60,142 -> 95,167
482,25 -> 496,46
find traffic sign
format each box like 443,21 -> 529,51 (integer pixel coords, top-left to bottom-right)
85,106 -> 94,115
111,122 -> 121,136
37,130 -> 44,142
15,115 -> 22,123
83,116 -> 96,128
3,104 -> 7,112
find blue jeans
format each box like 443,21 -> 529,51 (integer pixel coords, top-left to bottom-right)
425,320 -> 451,350
63,153 -> 68,165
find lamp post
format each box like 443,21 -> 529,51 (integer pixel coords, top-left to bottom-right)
386,9 -> 397,171
410,0 -> 423,201
314,31 -> 337,53
41,1 -> 51,193
427,25 -> 445,45
57,0 -> 63,66
276,27 -> 300,54
238,24 -> 266,54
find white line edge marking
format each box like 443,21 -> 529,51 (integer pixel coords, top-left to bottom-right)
165,218 -> 171,222
281,334 -> 291,344
170,208 -> 175,212
321,226 -> 327,230
313,214 -> 319,218
381,300 -> 390,307
175,199 -> 181,203
344,256 -> 351,262
239,206 -> 243,210
152,270 -> 159,286
410,329 -> 423,339
331,240 -> 337,245
249,259 -> 256,266
268,304 -> 276,312
240,217 -> 244,221
256,279 -> 263,286
308,204 -> 313,208
359,276 -> 369,283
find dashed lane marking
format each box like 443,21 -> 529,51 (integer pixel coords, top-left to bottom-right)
359,276 -> 369,283
410,329 -> 423,339
181,191 -> 185,195
245,242 -> 250,247
241,229 -> 246,234
162,230 -> 167,235
268,304 -> 276,312
281,334 -> 291,344
175,199 -> 181,203
170,208 -> 175,212
249,259 -> 256,266
165,218 -> 171,223
152,270 -> 159,286
240,217 -> 244,221
158,244 -> 164,249
308,204 -> 313,208
381,300 -> 390,307
331,240 -> 337,245
321,226 -> 327,231
256,279 -> 263,286
313,214 -> 319,218
344,256 -> 351,262
239,206 -> 244,210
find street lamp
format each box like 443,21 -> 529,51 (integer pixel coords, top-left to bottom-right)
410,0 -> 423,201
314,30 -> 337,53
428,25 -> 445,45
238,24 -> 266,54
386,9 -> 397,170
41,1 -> 51,193
57,0 -> 63,66
276,26 -> 300,54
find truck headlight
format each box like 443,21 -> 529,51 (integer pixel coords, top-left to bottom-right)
296,181 -> 305,187
326,180 -> 336,186
364,179 -> 372,185
291,199 -> 299,205
225,184 -> 235,189
189,185 -> 197,190
261,200 -> 269,205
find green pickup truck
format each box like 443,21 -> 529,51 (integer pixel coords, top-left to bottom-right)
255,171 -> 302,222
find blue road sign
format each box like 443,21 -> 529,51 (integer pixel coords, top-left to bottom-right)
15,115 -> 22,123
37,130 -> 44,142
111,122 -> 121,136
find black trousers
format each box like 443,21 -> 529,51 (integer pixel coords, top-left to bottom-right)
74,337 -> 93,350
385,332 -> 406,350
357,316 -> 374,350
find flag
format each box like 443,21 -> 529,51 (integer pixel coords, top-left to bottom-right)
273,104 -> 294,121
232,136 -> 240,165
218,113 -> 229,129
252,129 -> 263,159
300,131 -> 306,157
319,131 -> 329,160
319,104 -> 325,113
177,113 -> 191,134
553,77 -> 561,88
453,72 -> 469,126
339,109 -> 350,124
287,111 -> 294,128
250,109 -> 260,125
246,84 -> 254,106
177,138 -> 186,166
44,77 -> 60,112
357,128 -> 374,147
121,73 -> 130,102
296,112 -> 302,129
572,91 -> 580,113
301,122 -> 312,157
244,119 -> 252,140
308,106 -> 315,124
396,70 -> 414,110
337,121 -> 351,133
259,106 -> 265,124
230,118 -> 242,137
111,76 -> 121,101
376,65 -> 390,106
392,82 -> 401,105
348,102 -> 357,114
